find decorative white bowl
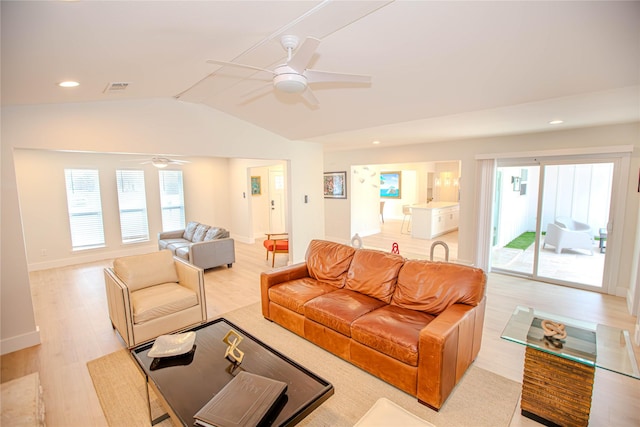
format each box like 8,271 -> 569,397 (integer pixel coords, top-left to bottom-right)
148,331 -> 196,358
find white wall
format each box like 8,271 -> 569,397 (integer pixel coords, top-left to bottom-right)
1,98 -> 324,354
13,150 -> 233,269
494,166 -> 536,247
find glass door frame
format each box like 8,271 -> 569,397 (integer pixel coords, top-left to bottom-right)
479,147 -> 631,296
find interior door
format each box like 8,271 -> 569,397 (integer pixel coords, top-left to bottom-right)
268,169 -> 285,233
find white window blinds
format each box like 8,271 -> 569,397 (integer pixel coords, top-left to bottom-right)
64,169 -> 106,250
159,170 -> 185,231
116,170 -> 149,243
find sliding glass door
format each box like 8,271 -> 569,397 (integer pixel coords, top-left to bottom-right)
535,162 -> 612,288
491,160 -> 613,290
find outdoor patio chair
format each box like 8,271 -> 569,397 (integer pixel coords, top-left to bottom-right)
543,217 -> 594,255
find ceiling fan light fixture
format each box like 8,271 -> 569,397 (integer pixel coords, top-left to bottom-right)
274,73 -> 307,93
151,157 -> 170,168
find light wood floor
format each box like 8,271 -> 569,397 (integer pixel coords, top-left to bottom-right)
2,237 -> 638,427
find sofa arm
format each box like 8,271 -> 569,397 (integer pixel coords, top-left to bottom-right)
189,238 -> 236,269
158,229 -> 185,240
174,257 -> 207,321
103,268 -> 134,346
260,262 -> 310,317
417,299 -> 485,410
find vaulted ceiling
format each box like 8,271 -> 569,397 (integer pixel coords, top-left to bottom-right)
2,1 -> 639,151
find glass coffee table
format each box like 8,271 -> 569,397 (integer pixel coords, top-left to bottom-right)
131,318 -> 334,426
501,306 -> 639,427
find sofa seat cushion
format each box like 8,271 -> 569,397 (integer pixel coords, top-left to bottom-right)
269,278 -> 337,314
304,289 -> 386,337
392,260 -> 487,315
166,241 -> 191,252
131,283 -> 198,324
159,238 -> 189,250
344,249 -> 404,303
305,240 -> 356,288
264,240 -> 289,251
174,246 -> 190,260
351,305 -> 434,366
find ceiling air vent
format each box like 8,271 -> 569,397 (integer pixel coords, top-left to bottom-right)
104,82 -> 130,93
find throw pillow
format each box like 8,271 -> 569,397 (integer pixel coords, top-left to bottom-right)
305,240 -> 355,288
192,224 -> 210,242
183,221 -> 199,240
391,260 -> 486,315
344,249 -> 404,303
204,227 -> 229,241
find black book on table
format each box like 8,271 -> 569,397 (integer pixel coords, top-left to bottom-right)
194,371 -> 288,427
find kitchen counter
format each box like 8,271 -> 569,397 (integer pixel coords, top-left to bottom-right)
410,202 -> 459,239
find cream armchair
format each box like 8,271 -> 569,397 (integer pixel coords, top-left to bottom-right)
543,217 -> 594,255
104,250 -> 207,348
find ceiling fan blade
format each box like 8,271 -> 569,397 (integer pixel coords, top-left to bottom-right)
305,69 -> 372,84
287,37 -> 320,74
301,87 -> 319,107
206,59 -> 275,77
239,83 -> 273,105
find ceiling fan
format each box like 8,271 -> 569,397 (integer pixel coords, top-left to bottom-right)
124,157 -> 190,168
206,35 -> 372,106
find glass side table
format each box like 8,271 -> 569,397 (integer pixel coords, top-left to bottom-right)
501,306 -> 639,427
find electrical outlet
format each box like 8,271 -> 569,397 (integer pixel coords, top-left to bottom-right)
635,323 -> 640,346
40,249 -> 47,257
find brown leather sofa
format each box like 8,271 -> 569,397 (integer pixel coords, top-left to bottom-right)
260,239 -> 487,410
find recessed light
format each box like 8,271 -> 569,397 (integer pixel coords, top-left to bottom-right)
58,81 -> 80,88
372,140 -> 381,145
549,120 -> 564,125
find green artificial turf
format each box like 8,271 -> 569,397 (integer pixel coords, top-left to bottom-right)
505,231 -> 536,250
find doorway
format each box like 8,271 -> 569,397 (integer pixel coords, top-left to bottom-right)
353,161 -> 461,261
268,167 -> 286,233
491,161 -> 613,290
250,163 -> 288,239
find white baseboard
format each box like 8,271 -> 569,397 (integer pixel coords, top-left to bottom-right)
1,327 -> 41,355
27,244 -> 158,271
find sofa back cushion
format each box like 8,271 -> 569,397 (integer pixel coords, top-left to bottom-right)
344,249 -> 404,303
113,250 -> 179,292
204,227 -> 230,240
392,260 -> 486,315
192,224 -> 210,242
305,240 -> 355,288
182,221 -> 199,240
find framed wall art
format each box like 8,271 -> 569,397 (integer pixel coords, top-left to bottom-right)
251,176 -> 261,195
324,171 -> 347,199
380,171 -> 401,198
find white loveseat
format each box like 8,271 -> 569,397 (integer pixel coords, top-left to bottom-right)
543,217 -> 594,255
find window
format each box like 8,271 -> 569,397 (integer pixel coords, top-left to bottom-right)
64,169 -> 105,250
159,170 -> 185,231
116,170 -> 149,243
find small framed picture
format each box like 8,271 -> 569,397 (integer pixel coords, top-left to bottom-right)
251,176 -> 261,195
380,171 -> 401,198
324,171 -> 347,199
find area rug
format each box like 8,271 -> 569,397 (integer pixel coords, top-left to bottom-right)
88,303 -> 521,427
